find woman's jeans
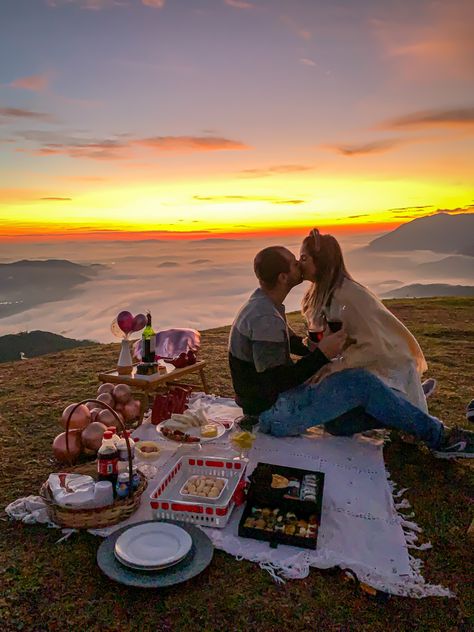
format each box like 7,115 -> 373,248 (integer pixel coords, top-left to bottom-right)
259,368 -> 444,449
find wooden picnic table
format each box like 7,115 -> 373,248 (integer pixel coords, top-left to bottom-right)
97,360 -> 209,417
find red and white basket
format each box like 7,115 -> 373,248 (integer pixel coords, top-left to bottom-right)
150,455 -> 247,528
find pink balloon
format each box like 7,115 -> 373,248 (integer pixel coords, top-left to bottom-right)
117,311 -> 134,334
132,313 -> 147,332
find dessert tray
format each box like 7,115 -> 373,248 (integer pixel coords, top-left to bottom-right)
150,455 -> 247,528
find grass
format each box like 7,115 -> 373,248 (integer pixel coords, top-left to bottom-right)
1,297 -> 473,632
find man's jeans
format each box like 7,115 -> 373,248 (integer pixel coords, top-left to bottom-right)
259,368 -> 444,449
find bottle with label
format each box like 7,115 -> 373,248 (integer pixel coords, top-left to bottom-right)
142,312 -> 155,363
108,426 -> 120,446
117,430 -> 135,462
97,431 -> 119,492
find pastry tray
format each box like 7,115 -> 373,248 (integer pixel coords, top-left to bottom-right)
150,455 -> 247,528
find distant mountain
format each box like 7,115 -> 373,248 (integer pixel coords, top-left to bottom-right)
0,259 -> 102,319
381,283 -> 474,299
415,255 -> 474,280
0,330 -> 95,363
366,213 -> 474,255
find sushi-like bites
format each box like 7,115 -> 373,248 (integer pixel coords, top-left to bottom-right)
255,518 -> 266,529
284,524 -> 296,535
244,517 -> 256,528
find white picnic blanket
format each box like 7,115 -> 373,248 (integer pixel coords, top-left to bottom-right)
6,394 -> 452,598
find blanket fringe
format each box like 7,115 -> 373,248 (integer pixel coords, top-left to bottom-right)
386,473 -> 454,599
258,562 -> 287,584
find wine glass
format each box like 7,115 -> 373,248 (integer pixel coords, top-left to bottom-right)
326,304 -> 348,361
307,313 -> 326,347
230,417 -> 256,461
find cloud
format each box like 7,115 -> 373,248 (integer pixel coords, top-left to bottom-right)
39,197 -> 72,201
136,135 -> 250,152
142,0 -> 165,7
381,107 -> 474,131
47,0 -> 127,9
239,164 -> 313,178
299,58 -> 316,67
47,0 -> 165,8
327,138 -> 404,156
371,0 -> 474,80
13,130 -> 248,160
193,195 -> 305,205
433,205 -> 474,214
224,0 -> 254,8
388,205 -> 433,212
157,261 -> 179,268
33,139 -> 129,160
280,15 -> 311,40
9,73 -> 51,92
0,107 -> 55,123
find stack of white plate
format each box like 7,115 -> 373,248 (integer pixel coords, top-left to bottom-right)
114,523 -> 193,571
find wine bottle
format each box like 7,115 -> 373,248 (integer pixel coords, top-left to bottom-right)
142,312 -> 155,362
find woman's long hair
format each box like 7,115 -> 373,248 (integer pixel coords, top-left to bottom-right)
301,230 -> 352,321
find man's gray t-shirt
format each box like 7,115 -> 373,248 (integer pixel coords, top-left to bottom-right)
229,288 -> 291,373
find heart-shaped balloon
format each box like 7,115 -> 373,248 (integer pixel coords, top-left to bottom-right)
117,310 -> 134,335
132,313 -> 147,332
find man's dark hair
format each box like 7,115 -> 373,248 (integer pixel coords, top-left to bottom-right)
254,246 -> 290,288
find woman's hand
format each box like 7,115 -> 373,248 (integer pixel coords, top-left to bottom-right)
303,336 -> 319,352
318,329 -> 347,360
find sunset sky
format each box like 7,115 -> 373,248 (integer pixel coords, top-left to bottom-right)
1,0 -> 473,242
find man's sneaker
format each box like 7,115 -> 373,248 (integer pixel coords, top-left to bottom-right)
466,399 -> 474,423
434,427 -> 474,459
422,378 -> 437,399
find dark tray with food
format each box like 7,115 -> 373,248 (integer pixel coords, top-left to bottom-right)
238,462 -> 324,550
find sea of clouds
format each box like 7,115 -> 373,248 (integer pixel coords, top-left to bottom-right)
0,232 -> 472,343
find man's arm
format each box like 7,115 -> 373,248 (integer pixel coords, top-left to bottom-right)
288,328 -> 310,357
256,346 -> 329,394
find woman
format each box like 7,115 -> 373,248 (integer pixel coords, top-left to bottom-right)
300,228 -> 428,411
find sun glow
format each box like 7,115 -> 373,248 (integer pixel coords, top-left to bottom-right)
1,173 -> 472,242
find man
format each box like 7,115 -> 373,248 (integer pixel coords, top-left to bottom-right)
228,246 -> 473,458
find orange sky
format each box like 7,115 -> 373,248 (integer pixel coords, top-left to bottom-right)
1,0 -> 473,242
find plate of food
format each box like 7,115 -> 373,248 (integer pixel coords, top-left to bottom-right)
157,408 -> 226,444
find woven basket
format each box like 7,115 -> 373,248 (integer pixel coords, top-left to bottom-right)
41,399 -> 147,529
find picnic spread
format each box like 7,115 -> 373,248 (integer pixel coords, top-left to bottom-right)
4,311 -> 454,599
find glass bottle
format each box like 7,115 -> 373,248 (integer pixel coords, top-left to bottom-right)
142,312 -> 155,363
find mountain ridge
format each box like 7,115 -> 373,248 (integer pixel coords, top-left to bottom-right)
366,213 -> 474,255
0,330 -> 95,363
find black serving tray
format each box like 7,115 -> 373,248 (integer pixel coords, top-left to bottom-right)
238,463 -> 325,550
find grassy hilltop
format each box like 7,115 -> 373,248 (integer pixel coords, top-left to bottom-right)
1,298 -> 473,632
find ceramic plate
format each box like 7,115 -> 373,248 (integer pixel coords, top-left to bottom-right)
114,522 -> 192,568
113,549 -> 188,571
157,420 -> 226,443
97,520 -> 214,588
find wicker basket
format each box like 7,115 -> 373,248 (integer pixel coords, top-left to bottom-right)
41,399 -> 147,529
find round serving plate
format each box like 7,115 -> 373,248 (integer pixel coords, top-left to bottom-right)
97,520 -> 214,588
114,522 -> 192,568
156,420 -> 226,444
